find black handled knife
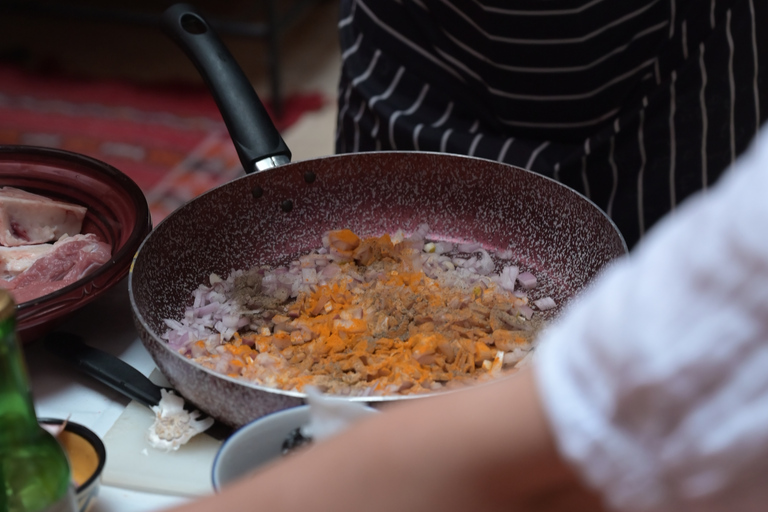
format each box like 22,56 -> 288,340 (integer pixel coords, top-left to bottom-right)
42,331 -> 232,441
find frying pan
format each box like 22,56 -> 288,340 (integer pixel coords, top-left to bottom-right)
128,4 -> 627,428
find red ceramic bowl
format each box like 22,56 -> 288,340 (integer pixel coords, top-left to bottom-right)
0,145 -> 152,342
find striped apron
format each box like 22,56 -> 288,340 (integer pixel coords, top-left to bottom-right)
334,0 -> 766,248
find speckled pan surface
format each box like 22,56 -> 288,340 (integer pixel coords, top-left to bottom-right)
129,151 -> 626,427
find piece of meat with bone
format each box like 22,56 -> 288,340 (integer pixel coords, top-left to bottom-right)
4,233 -> 112,303
0,244 -> 55,280
0,187 -> 87,247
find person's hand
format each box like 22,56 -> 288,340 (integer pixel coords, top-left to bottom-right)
172,368 -> 606,512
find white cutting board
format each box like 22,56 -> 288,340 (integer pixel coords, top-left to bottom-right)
101,371 -> 223,497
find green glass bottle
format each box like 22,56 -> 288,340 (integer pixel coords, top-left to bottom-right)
0,290 -> 76,512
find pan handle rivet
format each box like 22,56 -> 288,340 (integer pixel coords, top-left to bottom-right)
303,171 -> 316,183
281,200 -> 294,212
251,186 -> 264,199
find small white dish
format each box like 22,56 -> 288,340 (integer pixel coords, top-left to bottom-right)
212,406 -> 311,491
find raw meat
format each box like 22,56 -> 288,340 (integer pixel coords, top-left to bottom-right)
0,244 -> 54,280
4,233 -> 112,303
0,187 -> 87,247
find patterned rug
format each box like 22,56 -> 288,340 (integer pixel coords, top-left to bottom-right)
0,64 -> 326,224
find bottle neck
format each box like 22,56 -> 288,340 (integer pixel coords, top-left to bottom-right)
0,315 -> 41,441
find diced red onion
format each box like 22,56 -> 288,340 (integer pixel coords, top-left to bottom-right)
163,319 -> 184,331
517,272 -> 538,289
440,260 -> 455,271
517,304 -> 534,319
400,237 -> 425,252
458,242 -> 481,253
412,223 -> 430,240
221,314 -> 241,329
320,263 -> 341,280
329,246 -> 353,262
503,348 -> 528,366
347,269 -> 364,282
497,265 -> 519,292
193,302 -> 221,316
301,268 -> 318,284
533,297 -> 556,311
475,250 -> 495,275
193,288 -> 205,308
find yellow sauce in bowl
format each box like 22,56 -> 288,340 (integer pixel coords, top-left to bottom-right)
58,430 -> 99,487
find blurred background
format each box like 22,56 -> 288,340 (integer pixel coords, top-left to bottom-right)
0,0 -> 341,222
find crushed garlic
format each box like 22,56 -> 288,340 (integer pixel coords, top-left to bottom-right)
147,389 -> 214,451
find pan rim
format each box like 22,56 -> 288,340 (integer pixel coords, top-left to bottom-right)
128,150 -> 627,403
133,150 -> 626,258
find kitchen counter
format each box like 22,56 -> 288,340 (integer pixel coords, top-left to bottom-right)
24,278 -> 195,511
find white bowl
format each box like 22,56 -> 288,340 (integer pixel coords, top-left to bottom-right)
212,406 -> 311,491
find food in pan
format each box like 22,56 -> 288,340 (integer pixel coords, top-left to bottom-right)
163,225 -> 556,396
0,187 -> 111,303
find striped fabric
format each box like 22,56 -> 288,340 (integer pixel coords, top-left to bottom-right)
335,0 -> 767,248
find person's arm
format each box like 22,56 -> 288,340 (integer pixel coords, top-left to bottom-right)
174,368 -> 605,512
534,126 -> 768,512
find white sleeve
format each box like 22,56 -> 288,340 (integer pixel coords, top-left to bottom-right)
533,127 -> 768,512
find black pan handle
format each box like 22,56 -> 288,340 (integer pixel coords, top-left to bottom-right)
161,3 -> 291,173
43,332 -> 163,408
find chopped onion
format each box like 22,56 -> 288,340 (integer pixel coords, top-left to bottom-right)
458,242 -> 481,253
301,268 -> 318,284
432,242 -> 454,254
497,265 -> 519,292
533,297 -> 556,311
412,223 -> 430,240
517,304 -> 535,319
475,250 -> 495,275
517,272 -> 538,289
162,225 -> 549,394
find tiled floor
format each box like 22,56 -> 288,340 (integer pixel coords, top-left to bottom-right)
0,0 -> 342,162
